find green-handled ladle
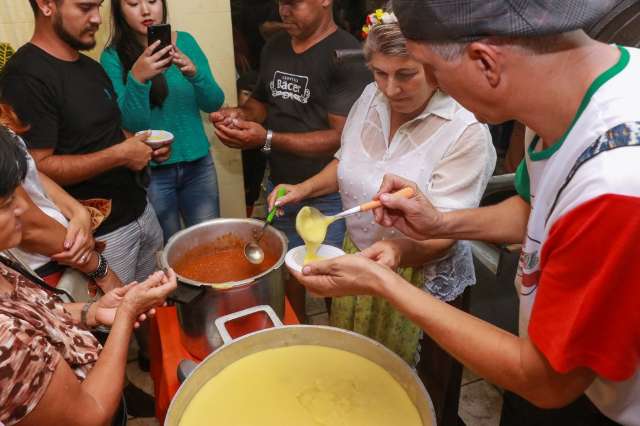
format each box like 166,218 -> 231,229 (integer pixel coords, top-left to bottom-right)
244,187 -> 287,264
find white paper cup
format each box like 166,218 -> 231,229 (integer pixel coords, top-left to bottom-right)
285,244 -> 346,274
136,130 -> 174,149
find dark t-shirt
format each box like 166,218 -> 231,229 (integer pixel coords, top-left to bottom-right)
0,43 -> 146,236
253,29 -> 371,185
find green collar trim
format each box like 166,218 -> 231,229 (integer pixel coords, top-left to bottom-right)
529,45 -> 630,161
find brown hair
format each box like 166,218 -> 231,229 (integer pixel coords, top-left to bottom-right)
28,0 -> 63,15
0,104 -> 29,134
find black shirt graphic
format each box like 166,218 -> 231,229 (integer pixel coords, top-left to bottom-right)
0,43 -> 146,236
253,29 -> 371,185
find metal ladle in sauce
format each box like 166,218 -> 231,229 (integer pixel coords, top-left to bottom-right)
244,187 -> 287,264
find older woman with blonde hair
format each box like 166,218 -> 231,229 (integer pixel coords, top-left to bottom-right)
269,12 -> 496,424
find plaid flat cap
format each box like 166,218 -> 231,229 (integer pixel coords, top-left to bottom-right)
392,0 -> 617,42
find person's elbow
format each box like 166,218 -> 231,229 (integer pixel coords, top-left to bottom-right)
201,89 -> 225,113
89,404 -> 116,426
15,208 -> 49,249
525,387 -> 583,410
518,367 -> 594,410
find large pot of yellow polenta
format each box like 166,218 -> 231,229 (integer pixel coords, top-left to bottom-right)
165,305 -> 436,426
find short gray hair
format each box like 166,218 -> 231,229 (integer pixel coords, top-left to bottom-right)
428,42 -> 469,61
426,33 -> 572,62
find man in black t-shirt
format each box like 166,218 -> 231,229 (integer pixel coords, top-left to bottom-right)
0,1 -> 167,289
211,0 -> 371,251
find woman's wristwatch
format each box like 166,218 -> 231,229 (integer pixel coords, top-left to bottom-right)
87,252 -> 109,281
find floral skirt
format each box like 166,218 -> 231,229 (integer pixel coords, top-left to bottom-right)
330,236 -> 424,365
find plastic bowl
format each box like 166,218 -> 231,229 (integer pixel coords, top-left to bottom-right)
136,130 -> 174,149
284,244 -> 346,274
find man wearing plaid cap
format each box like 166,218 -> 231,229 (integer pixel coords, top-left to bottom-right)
292,2 -> 640,425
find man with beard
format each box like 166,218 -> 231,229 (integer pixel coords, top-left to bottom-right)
0,0 -> 166,294
0,1 -> 167,410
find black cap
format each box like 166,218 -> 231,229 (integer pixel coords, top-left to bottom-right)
392,0 -> 617,42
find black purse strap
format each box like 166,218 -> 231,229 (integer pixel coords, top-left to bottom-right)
0,254 -> 68,297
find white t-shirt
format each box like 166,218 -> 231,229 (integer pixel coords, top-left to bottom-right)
515,46 -> 640,425
13,136 -> 68,270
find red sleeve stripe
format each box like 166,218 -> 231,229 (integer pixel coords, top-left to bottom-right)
529,194 -> 640,381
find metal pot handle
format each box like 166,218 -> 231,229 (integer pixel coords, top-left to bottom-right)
155,250 -> 164,269
214,305 -> 283,345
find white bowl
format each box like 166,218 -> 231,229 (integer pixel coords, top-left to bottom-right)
285,244 -> 346,274
136,129 -> 174,149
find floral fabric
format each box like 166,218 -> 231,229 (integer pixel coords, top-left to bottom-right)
0,265 -> 101,425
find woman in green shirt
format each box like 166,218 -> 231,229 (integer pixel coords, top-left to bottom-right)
101,0 -> 225,242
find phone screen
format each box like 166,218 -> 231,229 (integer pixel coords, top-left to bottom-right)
147,24 -> 172,58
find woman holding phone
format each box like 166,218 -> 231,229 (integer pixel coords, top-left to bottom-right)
101,0 -> 225,242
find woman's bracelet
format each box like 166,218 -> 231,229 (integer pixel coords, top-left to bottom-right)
80,302 -> 93,328
87,252 -> 109,281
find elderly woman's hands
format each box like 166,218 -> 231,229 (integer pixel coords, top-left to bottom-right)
120,269 -> 177,321
290,254 -> 395,298
267,183 -> 311,215
91,285 -> 140,328
92,269 -> 177,327
373,174 -> 445,240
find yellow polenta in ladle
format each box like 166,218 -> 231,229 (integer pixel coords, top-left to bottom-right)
296,206 -> 333,263
295,187 -> 415,264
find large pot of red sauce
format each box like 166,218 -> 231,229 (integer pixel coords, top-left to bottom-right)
160,218 -> 287,359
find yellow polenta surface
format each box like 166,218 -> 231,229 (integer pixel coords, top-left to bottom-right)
179,345 -> 423,426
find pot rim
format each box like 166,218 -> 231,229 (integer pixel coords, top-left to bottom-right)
166,324 -> 437,426
160,218 -> 288,289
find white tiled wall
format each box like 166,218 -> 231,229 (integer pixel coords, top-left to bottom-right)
0,0 -> 245,218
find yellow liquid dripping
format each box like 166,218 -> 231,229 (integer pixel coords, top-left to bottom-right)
296,206 -> 334,264
179,345 -> 424,426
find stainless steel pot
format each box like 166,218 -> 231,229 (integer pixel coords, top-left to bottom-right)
160,219 -> 287,359
166,306 -> 437,426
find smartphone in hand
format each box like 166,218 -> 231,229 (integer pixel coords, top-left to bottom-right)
147,24 -> 172,58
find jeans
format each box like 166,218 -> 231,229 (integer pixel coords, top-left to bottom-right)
148,154 -> 220,242
267,180 -> 346,250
